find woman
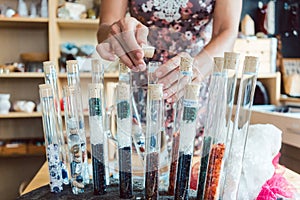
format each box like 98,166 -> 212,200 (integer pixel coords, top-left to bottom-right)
96,0 -> 243,195
96,0 -> 242,102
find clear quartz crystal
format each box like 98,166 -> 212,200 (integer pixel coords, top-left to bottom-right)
88,83 -> 107,195
145,84 -> 164,200
168,56 -> 193,195
174,83 -> 200,200
39,84 -> 63,193
63,85 -> 84,194
66,60 -> 90,185
43,61 -> 69,185
221,56 -> 259,200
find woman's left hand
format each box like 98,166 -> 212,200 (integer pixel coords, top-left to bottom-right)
155,52 -> 206,103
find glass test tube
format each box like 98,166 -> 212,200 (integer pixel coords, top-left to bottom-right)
119,62 -> 146,162
39,84 -> 63,193
168,56 -> 194,195
218,52 -> 240,197
145,84 -> 164,200
91,59 -> 110,186
91,59 -> 104,84
203,53 -> 240,199
223,52 -> 240,145
63,85 -> 84,194
148,61 -> 161,84
66,60 -> 90,184
221,56 -> 259,200
43,61 -> 69,185
116,83 -> 133,199
197,57 -> 225,200
174,83 -> 201,200
203,58 -> 228,200
88,83 -> 107,195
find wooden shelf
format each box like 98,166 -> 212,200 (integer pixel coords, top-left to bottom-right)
0,72 -> 44,78
0,112 -> 42,119
280,95 -> 300,105
58,72 -> 119,79
0,17 -> 48,28
56,18 -> 99,29
0,152 -> 45,157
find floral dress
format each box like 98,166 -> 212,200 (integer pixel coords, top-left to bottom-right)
129,0 -> 216,62
129,0 -> 216,152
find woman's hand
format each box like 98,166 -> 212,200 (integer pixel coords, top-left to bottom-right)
155,52 -> 213,103
96,17 -> 149,72
155,52 -> 203,102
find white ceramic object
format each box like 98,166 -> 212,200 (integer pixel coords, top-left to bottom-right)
0,94 -> 11,114
13,100 -> 35,113
41,0 -> 48,18
18,0 -> 28,17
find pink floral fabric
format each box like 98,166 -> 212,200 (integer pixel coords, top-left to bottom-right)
129,0 -> 216,62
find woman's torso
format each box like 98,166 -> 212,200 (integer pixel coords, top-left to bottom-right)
129,0 -> 216,62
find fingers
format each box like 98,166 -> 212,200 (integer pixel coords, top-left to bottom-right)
136,23 -> 149,46
96,43 -> 116,61
155,54 -> 181,78
118,18 -> 147,71
163,82 -> 179,102
155,52 -> 191,79
106,17 -> 147,71
158,68 -> 180,89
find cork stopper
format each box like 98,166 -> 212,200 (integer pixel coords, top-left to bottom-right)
39,84 -> 53,98
119,62 -> 130,74
43,61 -> 55,74
66,60 -> 79,73
91,59 -> 102,73
184,83 -> 200,100
213,57 -> 224,73
142,44 -> 155,58
243,56 -> 259,73
180,56 -> 194,73
88,83 -> 103,98
224,52 -> 240,70
148,84 -> 163,100
117,83 -> 130,100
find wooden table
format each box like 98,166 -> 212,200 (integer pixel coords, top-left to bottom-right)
22,162 -> 300,196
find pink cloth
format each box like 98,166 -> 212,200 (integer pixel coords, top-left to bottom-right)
257,153 -> 296,200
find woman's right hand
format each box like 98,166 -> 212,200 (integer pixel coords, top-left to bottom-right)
96,17 -> 149,72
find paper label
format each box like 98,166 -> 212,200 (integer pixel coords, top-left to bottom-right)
89,98 -> 102,117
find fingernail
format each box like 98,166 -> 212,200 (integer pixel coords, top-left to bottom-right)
131,66 -> 139,72
135,52 -> 143,59
109,55 -> 116,61
138,64 -> 146,71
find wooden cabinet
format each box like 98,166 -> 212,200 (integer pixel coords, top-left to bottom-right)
0,0 -> 118,157
0,1 -> 284,156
